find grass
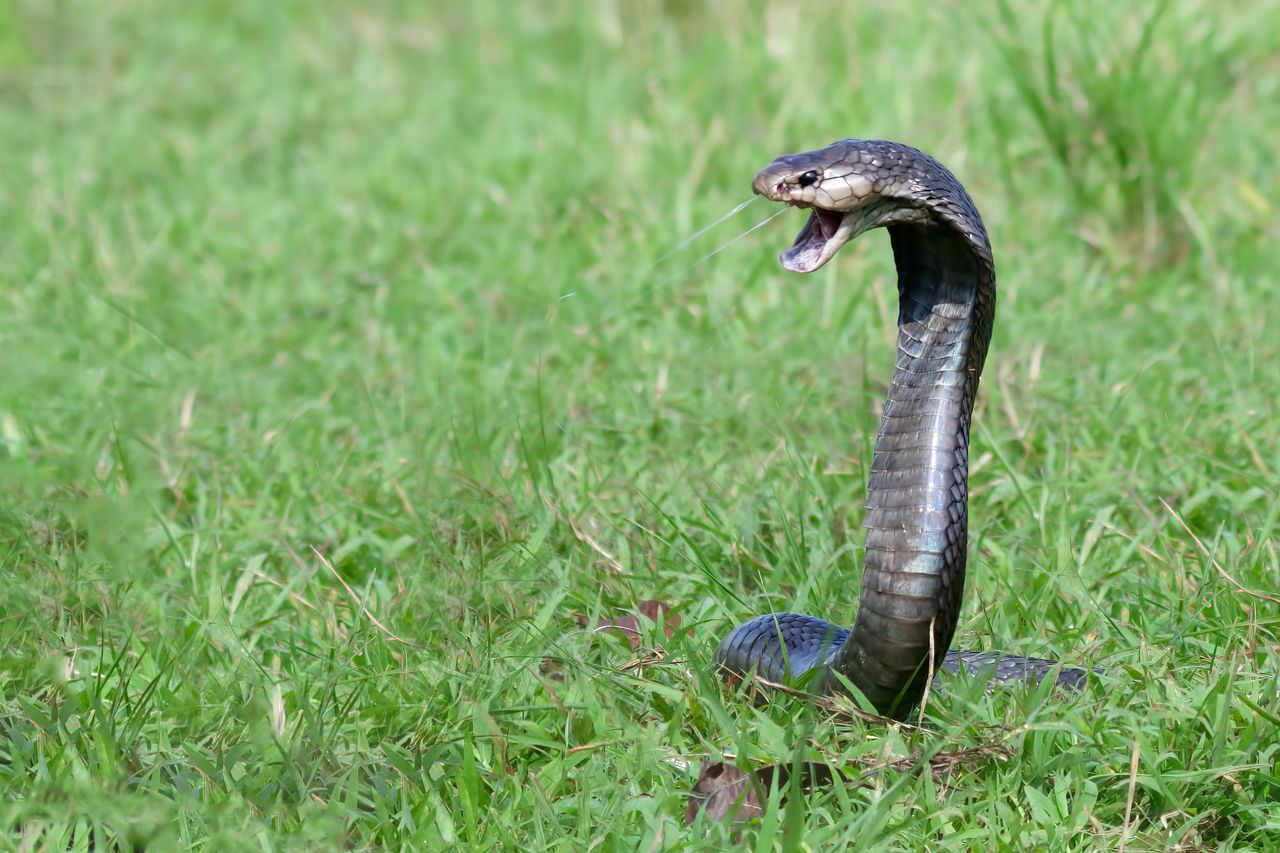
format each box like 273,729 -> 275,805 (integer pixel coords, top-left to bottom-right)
1,0 -> 1279,848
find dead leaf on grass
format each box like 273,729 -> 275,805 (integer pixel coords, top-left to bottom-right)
686,743 -> 1013,829
685,761 -> 842,827
590,599 -> 684,650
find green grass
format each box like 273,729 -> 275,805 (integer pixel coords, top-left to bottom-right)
2,0 -> 1279,848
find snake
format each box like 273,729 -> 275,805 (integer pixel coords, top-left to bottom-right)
714,139 -> 1094,720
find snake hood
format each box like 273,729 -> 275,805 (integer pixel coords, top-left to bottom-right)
752,138 -> 985,273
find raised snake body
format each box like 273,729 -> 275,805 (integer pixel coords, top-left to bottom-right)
714,139 -> 1092,720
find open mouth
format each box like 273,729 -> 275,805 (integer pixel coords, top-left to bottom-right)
780,206 -> 852,273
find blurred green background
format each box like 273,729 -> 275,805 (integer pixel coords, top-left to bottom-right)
2,0 -> 1278,848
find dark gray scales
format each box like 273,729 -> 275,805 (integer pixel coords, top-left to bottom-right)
716,612 -> 1099,695
716,139 -> 1100,718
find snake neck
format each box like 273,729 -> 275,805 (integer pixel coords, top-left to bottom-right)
829,221 -> 995,717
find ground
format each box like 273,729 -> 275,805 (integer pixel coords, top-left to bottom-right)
2,1 -> 1279,849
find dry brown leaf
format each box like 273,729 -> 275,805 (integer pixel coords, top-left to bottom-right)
686,744 -> 1012,829
685,762 -> 762,827
591,599 -> 684,650
685,761 -> 842,828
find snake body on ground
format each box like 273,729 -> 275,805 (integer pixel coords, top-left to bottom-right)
714,139 -> 1093,720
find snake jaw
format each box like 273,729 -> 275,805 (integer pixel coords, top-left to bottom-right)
779,207 -> 856,273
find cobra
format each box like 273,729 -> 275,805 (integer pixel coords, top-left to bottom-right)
714,139 -> 1093,720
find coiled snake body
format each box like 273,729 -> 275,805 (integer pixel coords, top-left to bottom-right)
715,139 -> 1092,720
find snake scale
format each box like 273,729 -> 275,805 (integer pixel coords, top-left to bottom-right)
714,139 -> 1094,720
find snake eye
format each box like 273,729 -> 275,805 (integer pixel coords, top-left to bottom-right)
797,170 -> 820,188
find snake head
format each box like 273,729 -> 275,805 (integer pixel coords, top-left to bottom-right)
752,140 -> 900,274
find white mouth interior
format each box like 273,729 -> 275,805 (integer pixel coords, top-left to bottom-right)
780,207 -> 857,273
